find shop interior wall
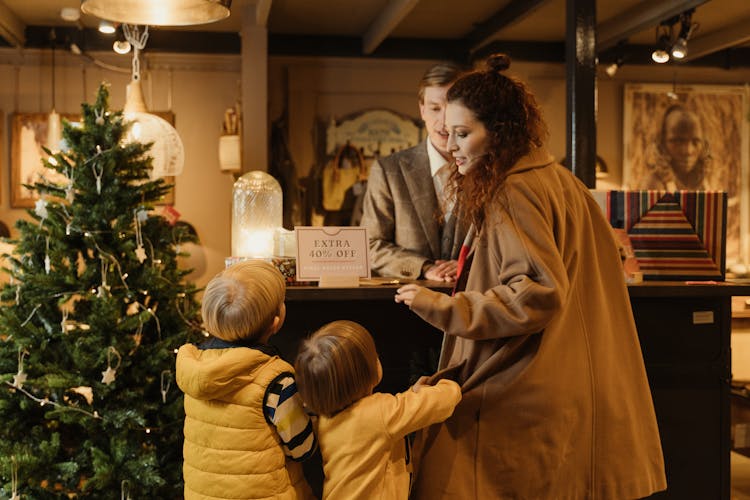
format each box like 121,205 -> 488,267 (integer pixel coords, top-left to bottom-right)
1,50 -> 750,371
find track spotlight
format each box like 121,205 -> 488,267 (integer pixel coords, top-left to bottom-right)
652,34 -> 671,63
671,37 -> 688,59
605,62 -> 619,77
670,10 -> 697,60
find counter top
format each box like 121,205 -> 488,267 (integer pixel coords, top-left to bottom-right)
285,280 -> 750,301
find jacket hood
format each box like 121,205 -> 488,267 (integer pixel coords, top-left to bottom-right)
176,344 -> 271,400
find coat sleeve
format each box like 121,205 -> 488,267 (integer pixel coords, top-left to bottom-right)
411,172 -> 569,340
377,380 -> 462,439
360,158 -> 429,278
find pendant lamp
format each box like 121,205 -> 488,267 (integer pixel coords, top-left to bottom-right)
47,31 -> 62,155
122,25 -> 184,178
80,0 -> 231,27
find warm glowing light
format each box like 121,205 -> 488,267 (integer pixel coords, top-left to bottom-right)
123,80 -> 184,178
80,0 -> 231,26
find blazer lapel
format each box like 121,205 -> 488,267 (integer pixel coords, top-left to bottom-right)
401,143 -> 441,258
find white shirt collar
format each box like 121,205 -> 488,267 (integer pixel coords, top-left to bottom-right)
426,138 -> 448,177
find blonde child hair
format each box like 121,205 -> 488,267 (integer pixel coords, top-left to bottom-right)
295,320 -> 381,416
201,260 -> 285,343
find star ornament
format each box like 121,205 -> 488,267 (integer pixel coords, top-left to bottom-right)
101,366 -> 117,385
12,370 -> 27,389
135,245 -> 147,263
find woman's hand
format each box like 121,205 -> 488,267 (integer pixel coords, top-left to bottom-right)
395,283 -> 423,306
424,259 -> 458,282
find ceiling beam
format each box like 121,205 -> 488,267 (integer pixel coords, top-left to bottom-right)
362,0 -> 419,54
683,16 -> 750,62
0,0 -> 26,47
465,0 -> 549,52
597,0 -> 709,52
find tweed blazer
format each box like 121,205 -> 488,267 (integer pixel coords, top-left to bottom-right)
409,148 -> 666,499
360,141 -> 469,279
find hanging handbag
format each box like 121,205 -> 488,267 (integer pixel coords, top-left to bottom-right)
321,143 -> 367,212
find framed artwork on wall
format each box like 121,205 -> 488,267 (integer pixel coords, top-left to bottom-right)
11,111 -> 176,208
11,112 -> 77,208
622,83 -> 749,269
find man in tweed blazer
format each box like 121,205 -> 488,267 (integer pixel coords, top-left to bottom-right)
361,62 -> 469,280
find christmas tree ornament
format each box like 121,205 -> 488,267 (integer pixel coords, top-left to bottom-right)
95,108 -> 105,126
35,198 -> 48,219
68,386 -> 94,406
60,308 -> 68,334
121,479 -> 131,500
160,370 -> 172,403
44,237 -> 51,274
92,160 -> 104,195
13,349 -> 28,389
10,455 -> 19,500
98,258 -> 111,297
136,208 -> 148,223
101,346 -> 121,385
134,210 -> 147,263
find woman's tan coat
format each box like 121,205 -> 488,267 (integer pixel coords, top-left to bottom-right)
409,148 -> 667,499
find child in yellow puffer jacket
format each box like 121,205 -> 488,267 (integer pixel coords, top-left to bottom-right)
294,320 -> 461,500
176,260 -> 316,499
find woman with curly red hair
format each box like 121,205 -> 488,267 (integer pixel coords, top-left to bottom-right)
396,54 -> 667,499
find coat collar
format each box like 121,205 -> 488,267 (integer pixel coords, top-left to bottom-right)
506,147 -> 556,176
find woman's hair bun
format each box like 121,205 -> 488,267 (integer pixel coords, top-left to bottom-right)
486,53 -> 511,72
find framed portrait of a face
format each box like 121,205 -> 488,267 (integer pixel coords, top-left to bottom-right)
11,112 -> 176,208
622,83 -> 749,269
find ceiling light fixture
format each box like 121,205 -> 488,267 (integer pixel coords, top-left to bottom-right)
651,22 -> 673,64
80,0 -> 232,27
121,24 -> 184,178
60,7 -> 80,22
605,62 -> 619,78
670,10 -> 697,60
113,40 -> 131,55
98,20 -> 116,34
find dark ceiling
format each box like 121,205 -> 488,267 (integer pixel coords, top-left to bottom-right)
2,0 -> 750,68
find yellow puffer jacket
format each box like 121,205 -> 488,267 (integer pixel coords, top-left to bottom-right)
176,344 -> 312,500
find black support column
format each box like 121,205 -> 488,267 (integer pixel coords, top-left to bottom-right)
565,0 -> 597,188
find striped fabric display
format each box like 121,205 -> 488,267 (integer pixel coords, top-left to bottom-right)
606,190 -> 726,281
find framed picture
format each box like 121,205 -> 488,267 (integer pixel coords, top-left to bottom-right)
11,112 -> 76,208
622,83 -> 749,268
10,112 -> 176,208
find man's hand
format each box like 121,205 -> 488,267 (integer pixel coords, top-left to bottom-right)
424,259 -> 458,282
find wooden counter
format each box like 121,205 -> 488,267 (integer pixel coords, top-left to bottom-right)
276,280 -> 750,499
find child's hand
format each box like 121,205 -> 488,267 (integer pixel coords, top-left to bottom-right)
411,376 -> 430,393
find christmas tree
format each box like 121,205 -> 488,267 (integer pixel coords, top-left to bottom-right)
0,84 -> 203,498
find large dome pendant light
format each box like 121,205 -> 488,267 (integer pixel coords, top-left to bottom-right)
80,0 -> 231,27
122,25 -> 184,179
